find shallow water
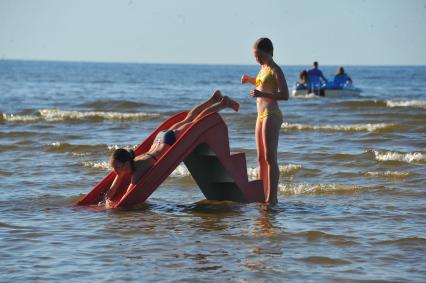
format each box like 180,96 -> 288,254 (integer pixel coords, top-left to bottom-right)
1,60 -> 425,282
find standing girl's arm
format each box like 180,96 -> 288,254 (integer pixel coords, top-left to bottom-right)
241,74 -> 256,85
274,67 -> 289,100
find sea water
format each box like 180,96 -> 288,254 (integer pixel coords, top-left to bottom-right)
1,60 -> 425,282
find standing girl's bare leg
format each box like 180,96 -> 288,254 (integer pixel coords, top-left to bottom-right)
261,114 -> 282,205
256,118 -> 268,198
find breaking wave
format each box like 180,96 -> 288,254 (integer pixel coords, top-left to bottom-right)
0,113 -> 39,122
247,164 -> 302,180
385,100 -> 426,109
291,92 -> 319,99
170,164 -> 302,179
281,122 -> 396,132
370,150 -> 426,165
81,161 -> 302,179
364,171 -> 413,179
279,183 -> 363,195
80,161 -> 191,177
82,161 -> 110,170
1,109 -> 159,123
335,99 -> 426,109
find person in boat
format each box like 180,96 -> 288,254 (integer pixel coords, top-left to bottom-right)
333,66 -> 353,88
307,61 -> 328,84
106,91 -> 239,201
296,70 -> 309,89
241,37 -> 289,205
307,61 -> 327,96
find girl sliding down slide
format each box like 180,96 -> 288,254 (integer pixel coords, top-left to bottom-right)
106,90 -> 239,204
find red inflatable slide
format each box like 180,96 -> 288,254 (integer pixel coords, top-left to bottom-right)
77,112 -> 265,208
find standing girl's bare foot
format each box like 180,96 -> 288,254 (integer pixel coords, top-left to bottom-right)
222,96 -> 240,112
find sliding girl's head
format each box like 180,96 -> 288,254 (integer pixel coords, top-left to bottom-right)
253,37 -> 274,65
110,148 -> 134,174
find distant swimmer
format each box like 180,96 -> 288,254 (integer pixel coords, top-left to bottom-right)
333,66 -> 353,87
106,90 -> 239,203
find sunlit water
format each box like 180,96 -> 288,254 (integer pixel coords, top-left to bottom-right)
1,60 -> 425,282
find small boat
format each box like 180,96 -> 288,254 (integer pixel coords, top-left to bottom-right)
291,81 -> 362,97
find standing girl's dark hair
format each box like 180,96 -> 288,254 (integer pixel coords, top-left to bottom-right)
254,37 -> 274,56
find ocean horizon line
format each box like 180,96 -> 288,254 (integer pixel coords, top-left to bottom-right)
1,58 -> 426,68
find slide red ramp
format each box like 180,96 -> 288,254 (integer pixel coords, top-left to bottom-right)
77,112 -> 265,208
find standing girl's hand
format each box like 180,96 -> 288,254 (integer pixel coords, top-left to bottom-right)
241,74 -> 256,85
241,74 -> 250,84
250,89 -> 261,98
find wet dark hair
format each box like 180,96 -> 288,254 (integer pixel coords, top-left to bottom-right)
110,148 -> 135,170
254,37 -> 273,56
337,66 -> 345,75
313,61 -> 318,67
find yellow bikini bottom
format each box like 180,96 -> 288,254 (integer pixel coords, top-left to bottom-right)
257,109 -> 283,122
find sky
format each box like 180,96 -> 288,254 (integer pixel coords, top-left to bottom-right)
1,0 -> 426,65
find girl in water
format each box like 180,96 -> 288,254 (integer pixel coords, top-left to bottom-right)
241,38 -> 289,205
106,90 -> 239,201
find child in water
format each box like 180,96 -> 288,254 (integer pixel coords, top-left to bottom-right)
241,37 -> 289,205
106,90 -> 239,203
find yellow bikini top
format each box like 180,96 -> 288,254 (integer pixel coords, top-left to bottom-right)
256,65 -> 278,89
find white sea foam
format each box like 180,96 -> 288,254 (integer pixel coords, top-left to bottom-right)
281,122 -> 395,132
385,100 -> 426,109
107,144 -> 138,152
108,144 -> 123,151
291,92 -> 319,99
38,109 -> 158,121
170,164 -> 191,178
171,164 -> 302,179
82,161 -> 111,170
247,164 -> 302,180
81,160 -> 303,180
1,113 -> 39,122
1,109 -> 158,123
364,171 -> 412,179
49,142 -> 61,147
279,183 -> 362,195
81,161 -> 191,176
372,150 -> 426,164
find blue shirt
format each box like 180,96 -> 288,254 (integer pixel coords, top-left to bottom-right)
333,74 -> 351,87
307,68 -> 326,84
